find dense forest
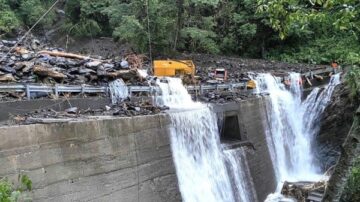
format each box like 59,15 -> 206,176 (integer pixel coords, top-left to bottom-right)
0,0 -> 359,66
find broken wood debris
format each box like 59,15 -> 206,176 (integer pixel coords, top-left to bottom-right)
0,38 -> 148,88
281,181 -> 326,202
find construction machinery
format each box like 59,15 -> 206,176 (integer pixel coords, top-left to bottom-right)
213,68 -> 228,81
153,60 -> 195,77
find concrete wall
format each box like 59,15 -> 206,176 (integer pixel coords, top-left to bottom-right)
213,97 -> 277,201
0,98 -> 111,122
0,97 -> 276,202
0,115 -> 180,202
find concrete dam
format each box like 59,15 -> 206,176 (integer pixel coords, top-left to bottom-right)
0,73 -> 340,201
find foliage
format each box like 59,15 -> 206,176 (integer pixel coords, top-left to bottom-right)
257,0 -> 360,39
345,66 -> 360,99
0,175 -> 32,202
0,0 -> 358,67
0,0 -> 20,34
341,157 -> 360,202
18,0 -> 56,29
267,34 -> 360,65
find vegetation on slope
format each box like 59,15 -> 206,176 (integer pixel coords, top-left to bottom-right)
0,0 -> 358,66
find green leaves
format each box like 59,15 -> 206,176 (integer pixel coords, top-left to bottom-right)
345,66 -> 360,99
0,175 -> 32,202
113,15 -> 147,52
341,157 -> 360,201
257,0 -> 360,39
0,10 -> 20,34
180,27 -> 219,53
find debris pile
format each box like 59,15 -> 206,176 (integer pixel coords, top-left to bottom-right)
0,38 -> 148,86
281,181 -> 326,202
11,100 -> 169,125
182,53 -> 327,83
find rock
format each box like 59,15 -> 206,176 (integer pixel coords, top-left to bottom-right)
103,63 -> 114,69
21,54 -> 30,60
2,40 -> 16,47
15,47 -> 29,54
315,83 -> 360,171
78,68 -> 95,74
86,61 -> 102,68
65,107 -> 78,114
31,39 -> 40,50
120,60 -> 129,68
0,66 -> 16,74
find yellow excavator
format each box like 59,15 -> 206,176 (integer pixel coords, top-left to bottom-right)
153,60 -> 195,78
153,59 -> 256,88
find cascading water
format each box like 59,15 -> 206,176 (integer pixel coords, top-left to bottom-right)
255,73 -> 341,200
223,148 -> 258,202
156,77 -> 254,202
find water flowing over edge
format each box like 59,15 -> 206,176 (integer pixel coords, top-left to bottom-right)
255,73 -> 341,201
157,77 -> 255,202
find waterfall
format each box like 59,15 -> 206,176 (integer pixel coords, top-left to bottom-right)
255,73 -> 341,199
156,77 -> 253,202
223,148 -> 258,202
109,79 -> 129,104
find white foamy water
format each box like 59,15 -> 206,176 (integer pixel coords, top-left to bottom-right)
109,79 -> 129,104
224,148 -> 257,202
157,77 -> 253,202
255,73 -> 341,200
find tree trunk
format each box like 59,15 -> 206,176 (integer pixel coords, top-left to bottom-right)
173,0 -> 184,51
322,106 -> 360,202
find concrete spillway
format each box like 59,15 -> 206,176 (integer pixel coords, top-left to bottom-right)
0,74 -> 340,202
156,78 -> 250,202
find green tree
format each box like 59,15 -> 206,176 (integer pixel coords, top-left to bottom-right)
0,0 -> 20,35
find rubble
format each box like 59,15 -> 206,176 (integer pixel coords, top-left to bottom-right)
5,99 -> 168,125
0,37 -> 149,87
281,181 -> 326,202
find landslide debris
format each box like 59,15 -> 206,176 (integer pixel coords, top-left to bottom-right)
0,37 -> 148,87
9,100 -> 168,125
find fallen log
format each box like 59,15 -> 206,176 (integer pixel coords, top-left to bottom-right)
314,74 -> 324,81
33,65 -> 67,79
0,74 -> 16,82
38,50 -> 100,61
106,69 -> 138,80
305,76 -> 313,86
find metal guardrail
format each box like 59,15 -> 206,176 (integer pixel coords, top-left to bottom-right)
0,67 -> 337,100
0,82 -> 248,100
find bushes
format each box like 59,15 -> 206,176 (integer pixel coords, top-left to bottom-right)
341,158 -> 360,202
345,66 -> 360,99
0,175 -> 32,202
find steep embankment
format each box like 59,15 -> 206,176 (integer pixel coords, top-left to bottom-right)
316,82 -> 360,171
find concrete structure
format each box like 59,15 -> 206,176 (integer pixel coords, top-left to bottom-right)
0,115 -> 180,201
214,97 -> 277,201
0,97 -> 276,201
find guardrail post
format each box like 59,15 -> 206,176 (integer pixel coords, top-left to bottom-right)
81,84 -> 85,96
54,84 -> 59,99
25,85 -> 31,100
